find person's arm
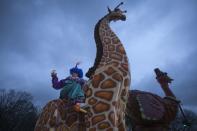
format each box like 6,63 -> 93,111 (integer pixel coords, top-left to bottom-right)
51,70 -> 65,90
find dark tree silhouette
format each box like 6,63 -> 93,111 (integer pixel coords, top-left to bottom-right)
170,109 -> 197,131
0,89 -> 39,131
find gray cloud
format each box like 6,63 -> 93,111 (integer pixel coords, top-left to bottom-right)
135,50 -> 197,112
0,0 -> 197,111
124,0 -> 197,112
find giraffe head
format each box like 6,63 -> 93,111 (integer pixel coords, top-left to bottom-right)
107,2 -> 127,22
154,68 -> 174,85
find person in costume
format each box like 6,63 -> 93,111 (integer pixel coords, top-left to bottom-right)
51,62 -> 86,112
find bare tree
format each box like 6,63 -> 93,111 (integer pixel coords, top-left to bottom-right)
0,89 -> 39,131
170,109 -> 197,131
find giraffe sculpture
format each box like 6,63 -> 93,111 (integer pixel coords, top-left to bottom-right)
34,99 -> 86,131
84,2 -> 131,131
126,68 -> 179,131
34,2 -> 131,131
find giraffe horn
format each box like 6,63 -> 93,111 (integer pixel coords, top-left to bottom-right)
107,6 -> 112,13
114,2 -> 124,10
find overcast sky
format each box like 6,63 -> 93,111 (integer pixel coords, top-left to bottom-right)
0,0 -> 197,112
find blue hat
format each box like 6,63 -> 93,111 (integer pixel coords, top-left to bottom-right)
70,63 -> 83,78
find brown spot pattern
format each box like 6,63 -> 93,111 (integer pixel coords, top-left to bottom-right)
92,73 -> 105,88
107,128 -> 113,131
104,67 -> 116,75
103,37 -> 111,45
121,89 -> 127,97
112,73 -> 123,81
101,79 -> 116,89
92,114 -> 106,125
106,61 -> 119,67
87,111 -> 93,117
95,91 -> 113,101
56,125 -> 69,131
118,122 -> 124,131
100,30 -> 105,36
86,88 -> 92,97
86,121 -> 90,128
103,52 -> 108,57
109,53 -> 122,61
88,98 -> 98,105
124,78 -> 130,87
93,101 -> 110,113
101,57 -> 105,62
89,127 -> 96,131
108,45 -> 115,51
106,58 -> 111,63
124,56 -> 128,63
66,114 -> 77,127
109,111 -> 115,126
112,37 -> 120,44
49,116 -> 56,127
121,63 -> 128,71
116,45 -> 125,54
103,46 -> 108,51
119,67 -> 127,76
98,121 -> 110,129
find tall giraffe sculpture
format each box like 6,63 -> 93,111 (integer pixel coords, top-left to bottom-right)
84,2 -> 131,131
34,2 -> 131,131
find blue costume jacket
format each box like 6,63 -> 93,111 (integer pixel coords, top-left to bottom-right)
52,75 -> 86,103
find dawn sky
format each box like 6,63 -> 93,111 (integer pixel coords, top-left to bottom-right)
0,0 -> 197,112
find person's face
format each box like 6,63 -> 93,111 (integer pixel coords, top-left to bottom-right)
72,73 -> 78,77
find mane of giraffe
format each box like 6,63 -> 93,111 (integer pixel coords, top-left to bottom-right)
85,3 -> 131,131
34,3 -> 131,131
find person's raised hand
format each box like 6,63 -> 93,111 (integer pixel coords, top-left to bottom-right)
51,70 -> 57,76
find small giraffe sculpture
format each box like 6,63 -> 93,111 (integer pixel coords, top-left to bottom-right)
126,68 -> 179,131
84,2 -> 131,131
34,3 -> 131,131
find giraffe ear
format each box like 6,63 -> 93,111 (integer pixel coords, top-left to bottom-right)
107,6 -> 112,13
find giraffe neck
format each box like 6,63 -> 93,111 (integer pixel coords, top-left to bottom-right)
160,83 -> 176,98
85,15 -> 131,131
86,15 -> 128,78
